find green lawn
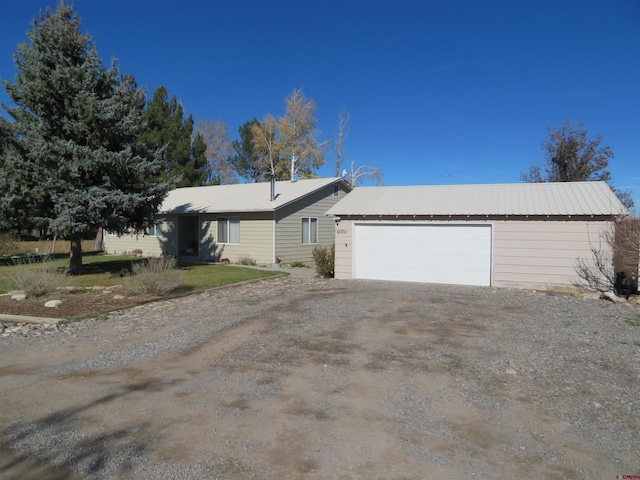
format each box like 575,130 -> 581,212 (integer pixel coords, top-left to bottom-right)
0,253 -> 282,294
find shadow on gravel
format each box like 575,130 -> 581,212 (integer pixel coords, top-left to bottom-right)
0,380 -> 160,479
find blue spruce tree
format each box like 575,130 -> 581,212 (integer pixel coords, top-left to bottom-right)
0,3 -> 173,274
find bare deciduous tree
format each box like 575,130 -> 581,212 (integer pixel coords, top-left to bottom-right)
329,108 -> 383,185
611,216 -> 640,278
247,89 -> 325,181
197,119 -> 235,185
251,114 -> 280,179
575,241 -> 616,293
348,161 -> 383,186
522,119 -> 633,209
575,216 -> 640,293
277,88 -> 325,179
334,108 -> 350,177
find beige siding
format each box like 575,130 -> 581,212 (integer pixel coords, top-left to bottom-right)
334,220 -> 353,279
162,216 -> 179,254
275,184 -> 347,264
103,219 -> 175,257
492,220 -> 611,290
104,233 -> 162,256
200,212 -> 274,264
103,214 -> 275,264
332,217 -> 614,290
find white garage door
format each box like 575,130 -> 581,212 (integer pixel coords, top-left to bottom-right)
354,223 -> 492,286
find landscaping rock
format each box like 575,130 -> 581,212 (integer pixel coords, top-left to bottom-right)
601,291 -> 625,303
11,293 -> 27,301
1,320 -> 83,338
44,300 -> 63,308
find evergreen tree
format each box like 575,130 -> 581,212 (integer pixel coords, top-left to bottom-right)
0,117 -> 9,156
0,3 -> 172,274
191,131 -> 208,184
140,86 -> 207,187
230,118 -> 266,182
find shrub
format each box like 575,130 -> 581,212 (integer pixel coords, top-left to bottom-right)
237,255 -> 257,266
313,245 -> 335,278
123,255 -> 184,295
7,256 -> 67,297
575,216 -> 640,293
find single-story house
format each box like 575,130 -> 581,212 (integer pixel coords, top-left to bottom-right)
326,181 -> 627,291
105,177 -> 351,265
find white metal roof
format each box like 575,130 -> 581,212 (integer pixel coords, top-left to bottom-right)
325,181 -> 627,217
161,177 -> 347,214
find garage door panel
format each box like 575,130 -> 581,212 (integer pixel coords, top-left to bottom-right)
354,224 -> 491,286
358,264 -> 489,285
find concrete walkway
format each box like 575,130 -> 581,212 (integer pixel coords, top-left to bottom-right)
272,265 -> 318,279
0,313 -> 59,325
224,263 -> 319,279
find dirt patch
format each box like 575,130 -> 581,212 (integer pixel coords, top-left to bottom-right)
0,289 -> 163,319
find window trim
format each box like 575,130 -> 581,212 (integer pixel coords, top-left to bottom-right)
301,217 -> 318,245
217,217 -> 240,244
144,223 -> 162,237
332,185 -> 340,197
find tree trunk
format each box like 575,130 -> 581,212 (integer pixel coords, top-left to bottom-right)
50,233 -> 57,255
94,227 -> 104,252
68,235 -> 83,275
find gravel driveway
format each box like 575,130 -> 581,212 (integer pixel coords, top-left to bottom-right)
1,276 -> 639,479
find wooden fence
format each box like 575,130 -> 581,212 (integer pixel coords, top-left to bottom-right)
13,239 -> 98,255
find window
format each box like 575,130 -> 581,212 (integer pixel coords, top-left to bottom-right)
302,217 -> 318,244
144,223 -> 161,237
218,217 -> 240,244
333,185 -> 340,197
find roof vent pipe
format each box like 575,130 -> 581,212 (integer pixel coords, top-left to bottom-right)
291,153 -> 298,182
270,175 -> 275,201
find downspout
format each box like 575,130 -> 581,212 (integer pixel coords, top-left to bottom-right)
197,214 -> 201,261
271,175 -> 277,263
273,213 -> 276,264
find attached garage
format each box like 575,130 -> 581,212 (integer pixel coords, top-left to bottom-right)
354,223 -> 492,286
327,182 -> 627,291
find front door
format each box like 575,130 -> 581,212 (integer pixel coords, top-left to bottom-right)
178,216 -> 199,257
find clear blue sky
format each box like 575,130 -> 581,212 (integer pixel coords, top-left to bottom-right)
1,1 -> 638,204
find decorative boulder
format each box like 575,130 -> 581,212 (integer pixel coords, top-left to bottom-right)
601,291 -> 625,303
44,300 -> 63,308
